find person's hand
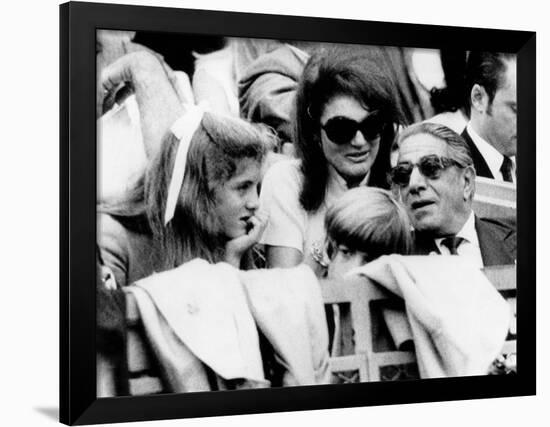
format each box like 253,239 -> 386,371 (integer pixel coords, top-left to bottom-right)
98,50 -> 179,113
97,50 -> 185,158
224,210 -> 269,268
100,265 -> 118,291
98,50 -> 148,116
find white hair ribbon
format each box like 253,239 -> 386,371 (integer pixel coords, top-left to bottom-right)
164,104 -> 206,225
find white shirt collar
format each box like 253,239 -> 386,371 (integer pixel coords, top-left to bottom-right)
433,211 -> 484,268
466,122 -> 516,182
435,210 -> 479,250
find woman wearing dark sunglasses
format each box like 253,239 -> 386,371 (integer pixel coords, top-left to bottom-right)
259,46 -> 406,275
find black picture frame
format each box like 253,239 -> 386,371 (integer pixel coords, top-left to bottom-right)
60,1 -> 536,425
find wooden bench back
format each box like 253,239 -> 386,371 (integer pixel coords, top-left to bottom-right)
473,177 -> 516,219
321,263 -> 517,382
120,262 -> 517,393
124,289 -> 167,395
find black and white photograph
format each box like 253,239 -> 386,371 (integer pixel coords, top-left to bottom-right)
51,1 -> 538,425
5,0 -> 550,425
96,31 -> 518,394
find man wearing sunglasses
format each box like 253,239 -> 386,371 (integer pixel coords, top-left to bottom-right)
462,51 -> 517,183
392,123 -> 515,267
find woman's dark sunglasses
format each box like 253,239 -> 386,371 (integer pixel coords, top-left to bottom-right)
390,155 -> 464,186
321,114 -> 387,145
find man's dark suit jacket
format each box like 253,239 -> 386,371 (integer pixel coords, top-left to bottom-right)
461,128 -> 494,179
413,216 -> 516,266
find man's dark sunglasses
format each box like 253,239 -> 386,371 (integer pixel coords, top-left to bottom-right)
321,114 -> 388,145
390,154 -> 464,186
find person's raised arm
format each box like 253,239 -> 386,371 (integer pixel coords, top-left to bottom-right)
98,50 -> 184,159
259,160 -> 306,269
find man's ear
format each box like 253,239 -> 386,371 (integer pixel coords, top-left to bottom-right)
470,84 -> 489,114
463,165 -> 476,201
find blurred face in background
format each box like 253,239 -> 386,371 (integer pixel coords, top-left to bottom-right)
474,58 -> 517,157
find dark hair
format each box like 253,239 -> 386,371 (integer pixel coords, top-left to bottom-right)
397,122 -> 476,201
430,50 -> 467,114
325,187 -> 412,260
397,122 -> 474,168
294,46 -> 406,213
101,112 -> 271,270
464,51 -> 516,115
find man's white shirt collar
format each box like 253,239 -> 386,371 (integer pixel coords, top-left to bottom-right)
466,122 -> 516,183
434,210 -> 484,268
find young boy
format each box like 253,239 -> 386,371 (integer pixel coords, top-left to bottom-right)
324,187 -> 412,281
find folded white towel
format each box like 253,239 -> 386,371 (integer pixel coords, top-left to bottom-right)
349,255 -> 511,378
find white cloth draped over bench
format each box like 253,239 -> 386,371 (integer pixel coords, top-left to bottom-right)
127,259 -> 330,392
349,255 -> 511,378
126,255 -> 511,392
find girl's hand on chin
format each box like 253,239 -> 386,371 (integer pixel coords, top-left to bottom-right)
224,210 -> 269,268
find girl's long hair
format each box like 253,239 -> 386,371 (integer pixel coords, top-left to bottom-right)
100,112 -> 272,271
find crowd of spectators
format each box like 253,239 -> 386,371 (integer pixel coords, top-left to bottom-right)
95,31 -> 517,395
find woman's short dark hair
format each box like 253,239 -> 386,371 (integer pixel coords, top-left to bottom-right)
294,46 -> 406,212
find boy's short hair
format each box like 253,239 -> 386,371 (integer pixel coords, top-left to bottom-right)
325,187 -> 412,261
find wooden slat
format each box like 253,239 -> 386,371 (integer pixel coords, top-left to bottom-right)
320,278 -> 392,304
129,376 -> 163,395
127,329 -> 151,372
323,263 -> 518,382
348,281 -> 371,356
97,353 -> 118,398
322,277 -> 419,382
124,289 -> 140,324
329,354 -> 363,372
475,176 -> 516,202
321,279 -> 375,380
373,351 -> 417,367
473,177 -> 516,218
483,264 -> 517,365
473,196 -> 516,219
329,354 -> 368,382
124,288 -> 167,395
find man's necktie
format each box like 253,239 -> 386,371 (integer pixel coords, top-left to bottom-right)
500,156 -> 514,183
441,236 -> 465,255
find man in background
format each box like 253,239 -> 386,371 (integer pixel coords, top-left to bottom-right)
462,52 -> 517,183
